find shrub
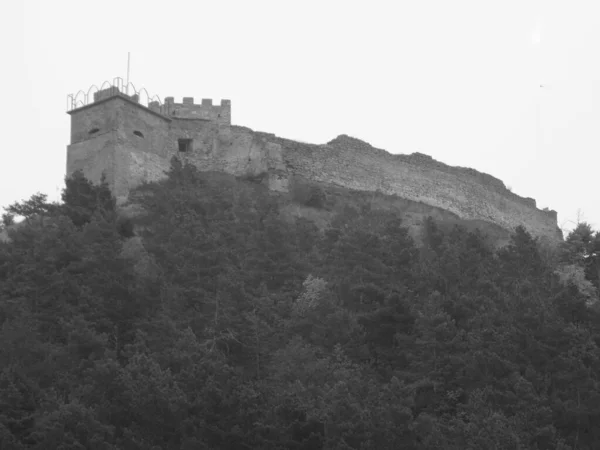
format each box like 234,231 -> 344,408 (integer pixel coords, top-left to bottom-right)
291,181 -> 326,209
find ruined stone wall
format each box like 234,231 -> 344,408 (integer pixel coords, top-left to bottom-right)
256,133 -> 562,243
67,94 -> 561,243
395,149 -> 557,221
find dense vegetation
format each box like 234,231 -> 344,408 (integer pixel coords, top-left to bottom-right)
1,160 -> 600,449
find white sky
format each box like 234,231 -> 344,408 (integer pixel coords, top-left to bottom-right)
2,0 -> 600,235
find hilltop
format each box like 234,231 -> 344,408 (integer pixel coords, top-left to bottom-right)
66,87 -> 562,247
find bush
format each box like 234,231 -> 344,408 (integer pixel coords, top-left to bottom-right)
1,213 -> 14,227
291,181 -> 326,209
117,216 -> 136,238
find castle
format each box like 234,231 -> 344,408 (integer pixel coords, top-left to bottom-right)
66,82 -> 563,244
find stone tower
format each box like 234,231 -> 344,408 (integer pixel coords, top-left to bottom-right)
66,85 -> 242,204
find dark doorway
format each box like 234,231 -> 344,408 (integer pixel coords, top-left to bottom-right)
178,138 -> 192,152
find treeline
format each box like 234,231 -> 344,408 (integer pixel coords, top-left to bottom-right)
1,159 -> 600,449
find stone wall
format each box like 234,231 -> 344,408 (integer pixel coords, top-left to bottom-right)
69,97 -> 171,203
255,133 -> 562,244
162,97 -> 231,125
67,94 -> 562,244
69,99 -> 121,144
68,97 -> 279,203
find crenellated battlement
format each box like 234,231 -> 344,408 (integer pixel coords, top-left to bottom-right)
159,97 -> 231,124
68,80 -> 231,126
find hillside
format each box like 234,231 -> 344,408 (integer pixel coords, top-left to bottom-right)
0,161 -> 599,449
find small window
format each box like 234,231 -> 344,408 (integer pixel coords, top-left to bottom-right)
178,138 -> 192,152
133,130 -> 144,138
88,128 -> 100,135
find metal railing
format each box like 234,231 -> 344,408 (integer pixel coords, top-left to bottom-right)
67,77 -> 163,112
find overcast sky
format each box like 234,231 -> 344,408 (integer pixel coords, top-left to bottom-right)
2,0 -> 599,236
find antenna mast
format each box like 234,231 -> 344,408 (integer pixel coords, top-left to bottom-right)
537,85 -> 542,156
126,52 -> 131,95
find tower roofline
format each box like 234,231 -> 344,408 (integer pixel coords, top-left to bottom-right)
67,92 -> 172,122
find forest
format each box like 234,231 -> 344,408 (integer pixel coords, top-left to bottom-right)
1,158 -> 600,449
